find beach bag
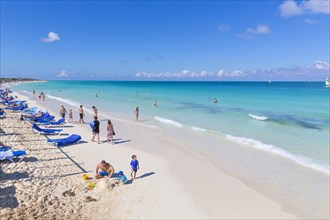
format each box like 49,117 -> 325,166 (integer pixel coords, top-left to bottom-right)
89,121 -> 95,129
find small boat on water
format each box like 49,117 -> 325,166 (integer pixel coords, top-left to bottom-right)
326,78 -> 330,87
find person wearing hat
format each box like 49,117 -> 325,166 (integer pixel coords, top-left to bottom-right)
115,171 -> 127,185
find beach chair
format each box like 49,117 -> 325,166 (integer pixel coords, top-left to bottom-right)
32,124 -> 63,135
40,118 -> 65,127
0,150 -> 27,162
0,111 -> 5,119
47,134 -> 82,147
0,146 -> 12,151
35,115 -> 55,123
22,107 -> 39,115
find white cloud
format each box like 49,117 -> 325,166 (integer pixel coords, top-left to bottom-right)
314,61 -> 330,70
279,0 -> 304,17
218,24 -> 230,32
56,70 -> 70,77
136,70 -> 213,78
304,18 -> 318,24
42,32 -> 60,42
279,0 -> 330,17
238,24 -> 270,39
135,61 -> 329,80
247,25 -> 270,34
303,0 -> 330,14
217,69 -> 246,77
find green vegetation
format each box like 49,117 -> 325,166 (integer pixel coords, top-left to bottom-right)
0,78 -> 40,83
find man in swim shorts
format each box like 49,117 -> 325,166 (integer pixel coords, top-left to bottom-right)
95,160 -> 115,179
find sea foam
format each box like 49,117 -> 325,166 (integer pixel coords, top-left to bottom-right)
191,126 -> 207,132
248,114 -> 268,121
225,134 -> 330,175
154,116 -> 183,128
47,94 -> 81,108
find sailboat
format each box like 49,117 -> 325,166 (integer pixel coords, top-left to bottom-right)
326,77 -> 330,87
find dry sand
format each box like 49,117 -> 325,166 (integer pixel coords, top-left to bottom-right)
0,91 -> 295,219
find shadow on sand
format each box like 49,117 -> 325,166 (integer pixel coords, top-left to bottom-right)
0,185 -> 19,209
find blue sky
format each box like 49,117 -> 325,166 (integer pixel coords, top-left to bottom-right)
1,0 -> 329,81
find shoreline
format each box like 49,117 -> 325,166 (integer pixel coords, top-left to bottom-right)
14,85 -> 329,218
7,89 -> 297,219
2,84 -> 329,219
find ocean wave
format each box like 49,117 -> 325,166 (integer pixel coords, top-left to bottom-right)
191,126 -> 207,132
225,134 -> 330,175
154,116 -> 183,128
248,114 -> 268,121
47,94 -> 81,108
21,90 -> 31,95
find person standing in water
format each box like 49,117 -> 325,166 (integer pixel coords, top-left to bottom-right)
134,107 -> 139,121
154,100 -> 157,107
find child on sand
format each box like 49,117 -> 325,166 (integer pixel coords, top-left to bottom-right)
130,155 -> 139,180
68,109 -> 73,123
113,171 -> 127,185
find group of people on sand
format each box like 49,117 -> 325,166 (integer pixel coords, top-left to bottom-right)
95,155 -> 140,184
91,116 -> 115,145
59,104 -> 116,144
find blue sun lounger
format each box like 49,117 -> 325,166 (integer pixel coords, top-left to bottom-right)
40,118 -> 65,127
35,115 -> 55,123
47,134 -> 81,147
0,150 -> 27,162
0,111 -> 5,119
32,123 -> 63,135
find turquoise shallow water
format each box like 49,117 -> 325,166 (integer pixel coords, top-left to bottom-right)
13,81 -> 330,171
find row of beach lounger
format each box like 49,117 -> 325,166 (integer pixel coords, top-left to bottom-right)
0,89 -> 82,163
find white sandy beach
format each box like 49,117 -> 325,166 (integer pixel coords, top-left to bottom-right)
1,90 -> 297,219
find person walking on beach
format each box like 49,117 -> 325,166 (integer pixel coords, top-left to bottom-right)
91,116 -> 100,144
68,109 -> 73,123
107,120 -> 115,144
92,106 -> 98,117
95,160 -> 115,179
134,107 -> 139,121
130,155 -> 139,180
79,105 -> 85,124
60,105 -> 67,119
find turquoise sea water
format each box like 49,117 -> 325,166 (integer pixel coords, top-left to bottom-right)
13,81 -> 330,172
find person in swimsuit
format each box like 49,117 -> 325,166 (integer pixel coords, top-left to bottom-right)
91,116 -> 100,144
134,107 -> 139,121
95,160 -> 115,179
68,109 -> 73,123
92,106 -> 98,117
130,155 -> 139,180
79,105 -> 84,124
107,120 -> 115,144
60,105 -> 67,119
